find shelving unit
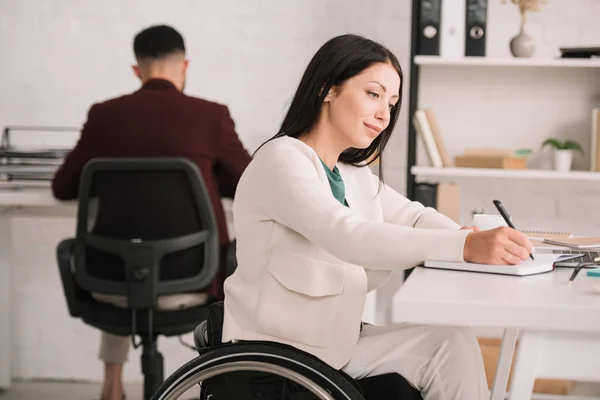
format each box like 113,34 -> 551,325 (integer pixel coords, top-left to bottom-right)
414,56 -> 600,68
405,2 -> 600,200
412,166 -> 600,182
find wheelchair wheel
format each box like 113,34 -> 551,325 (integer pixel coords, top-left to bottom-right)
151,342 -> 364,400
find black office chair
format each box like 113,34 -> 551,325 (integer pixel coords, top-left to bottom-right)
57,158 -> 221,400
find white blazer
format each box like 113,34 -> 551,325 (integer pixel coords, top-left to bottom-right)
222,137 -> 469,369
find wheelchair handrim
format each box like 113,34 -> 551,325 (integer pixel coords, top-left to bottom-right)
158,360 -> 335,400
155,351 -> 353,400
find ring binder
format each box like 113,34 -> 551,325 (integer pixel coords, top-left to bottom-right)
440,0 -> 466,57
465,0 -> 488,57
418,0 -> 442,55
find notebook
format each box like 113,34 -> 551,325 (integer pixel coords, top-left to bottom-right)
423,254 -> 559,276
523,230 -> 571,237
524,231 -> 574,247
541,239 -> 600,250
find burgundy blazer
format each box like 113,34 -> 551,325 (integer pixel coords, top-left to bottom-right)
52,78 -> 252,298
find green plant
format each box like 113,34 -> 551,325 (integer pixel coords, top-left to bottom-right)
541,138 -> 584,155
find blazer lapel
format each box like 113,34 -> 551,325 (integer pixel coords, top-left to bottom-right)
337,164 -> 367,218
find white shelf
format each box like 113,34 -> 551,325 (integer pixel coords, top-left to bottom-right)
412,166 -> 600,182
414,56 -> 600,68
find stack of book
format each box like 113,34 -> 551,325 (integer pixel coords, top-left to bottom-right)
413,108 -> 452,168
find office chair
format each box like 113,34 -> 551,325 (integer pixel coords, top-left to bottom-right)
57,158 -> 222,400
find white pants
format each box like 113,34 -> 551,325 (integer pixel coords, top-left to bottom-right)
93,292 -> 210,364
343,324 -> 489,400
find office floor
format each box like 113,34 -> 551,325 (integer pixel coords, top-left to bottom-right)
0,380 -> 199,399
1,380 -> 599,399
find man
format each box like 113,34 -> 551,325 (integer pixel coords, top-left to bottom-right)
52,25 -> 251,400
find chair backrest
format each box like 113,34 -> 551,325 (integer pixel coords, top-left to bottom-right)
73,158 -> 219,309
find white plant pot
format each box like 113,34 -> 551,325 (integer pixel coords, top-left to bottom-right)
554,150 -> 573,172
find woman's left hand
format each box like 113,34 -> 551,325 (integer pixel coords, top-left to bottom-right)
460,226 -> 480,232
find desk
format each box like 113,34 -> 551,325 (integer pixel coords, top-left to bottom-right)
0,185 -> 74,389
393,267 -> 600,400
0,185 -> 234,389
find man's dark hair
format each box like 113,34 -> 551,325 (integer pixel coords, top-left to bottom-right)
133,25 -> 185,60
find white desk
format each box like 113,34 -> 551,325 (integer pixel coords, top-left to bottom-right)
0,185 -> 234,390
393,267 -> 600,400
0,185 -> 75,389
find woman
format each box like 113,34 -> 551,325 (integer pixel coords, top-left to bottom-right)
222,34 -> 532,400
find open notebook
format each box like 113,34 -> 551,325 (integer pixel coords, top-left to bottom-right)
423,254 -> 560,276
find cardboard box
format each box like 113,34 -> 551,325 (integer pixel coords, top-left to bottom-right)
478,338 -> 575,395
455,155 -> 527,169
436,183 -> 460,224
464,148 -> 514,156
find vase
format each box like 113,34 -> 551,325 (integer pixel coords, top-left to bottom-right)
510,23 -> 535,58
554,150 -> 573,172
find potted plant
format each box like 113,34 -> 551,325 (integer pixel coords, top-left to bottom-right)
501,0 -> 548,57
541,138 -> 583,172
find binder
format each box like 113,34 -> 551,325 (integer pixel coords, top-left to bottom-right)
465,0 -> 488,56
414,183 -> 438,208
440,0 -> 466,58
418,0 -> 442,55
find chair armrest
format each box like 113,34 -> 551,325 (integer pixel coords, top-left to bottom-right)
226,240 -> 237,278
57,238 -> 80,317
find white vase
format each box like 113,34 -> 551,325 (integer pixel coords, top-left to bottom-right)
510,23 -> 535,58
554,150 -> 573,172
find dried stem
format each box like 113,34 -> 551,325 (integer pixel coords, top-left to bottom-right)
501,0 -> 547,27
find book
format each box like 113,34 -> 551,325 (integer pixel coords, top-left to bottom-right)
423,253 -> 557,276
541,237 -> 600,250
424,108 -> 452,167
414,110 -> 443,167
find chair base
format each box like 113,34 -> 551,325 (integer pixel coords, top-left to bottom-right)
141,338 -> 164,400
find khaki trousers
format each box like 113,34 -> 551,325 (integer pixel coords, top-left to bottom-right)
93,292 -> 209,364
343,324 -> 489,400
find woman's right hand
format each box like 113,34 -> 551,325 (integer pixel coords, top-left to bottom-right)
463,226 -> 533,265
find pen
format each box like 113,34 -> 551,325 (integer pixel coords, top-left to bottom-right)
493,199 -> 535,261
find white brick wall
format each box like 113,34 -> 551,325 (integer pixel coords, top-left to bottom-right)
1,0 -> 600,382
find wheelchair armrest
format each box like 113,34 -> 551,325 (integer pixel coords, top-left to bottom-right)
194,320 -> 209,350
226,240 -> 237,278
207,301 -> 225,347
57,238 -> 81,317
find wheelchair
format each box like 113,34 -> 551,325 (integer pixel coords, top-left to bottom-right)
151,302 -> 423,400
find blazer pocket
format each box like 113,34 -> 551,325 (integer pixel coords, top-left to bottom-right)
255,252 -> 346,348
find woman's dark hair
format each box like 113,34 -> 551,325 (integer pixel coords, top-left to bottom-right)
257,34 -> 403,182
